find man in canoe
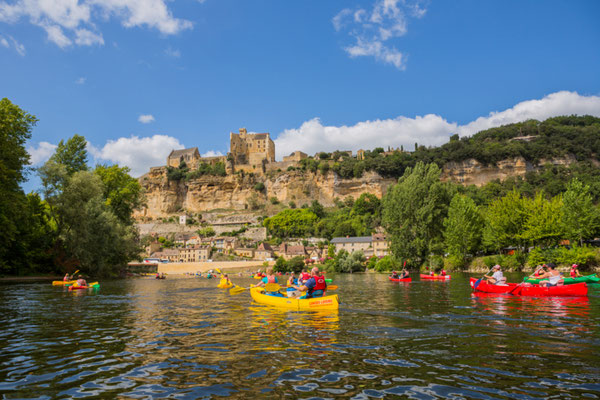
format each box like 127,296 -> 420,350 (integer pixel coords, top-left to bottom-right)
538,263 -> 564,287
299,269 -> 311,284
390,270 -> 399,279
286,272 -> 300,298
293,267 -> 327,299
399,267 -> 410,279
76,275 -> 87,287
484,265 -> 507,285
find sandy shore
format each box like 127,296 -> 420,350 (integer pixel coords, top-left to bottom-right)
157,260 -> 274,275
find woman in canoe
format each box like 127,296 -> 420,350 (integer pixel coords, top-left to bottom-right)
440,268 -> 447,276
570,264 -> 582,278
299,269 -> 311,284
256,268 -> 278,287
538,263 -> 564,287
390,270 -> 399,279
63,273 -> 71,282
485,265 -> 507,285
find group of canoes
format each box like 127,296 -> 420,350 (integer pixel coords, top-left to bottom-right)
52,272 -> 100,291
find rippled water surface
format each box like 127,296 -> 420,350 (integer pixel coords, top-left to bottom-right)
1,273 -> 599,399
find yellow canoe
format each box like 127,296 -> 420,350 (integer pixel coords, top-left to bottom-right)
250,287 -> 339,311
52,280 -> 76,286
217,279 -> 233,289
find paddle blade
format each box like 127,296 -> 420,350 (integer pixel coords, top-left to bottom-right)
473,278 -> 483,290
229,286 -> 246,295
89,282 -> 99,287
264,283 -> 281,292
327,285 -> 338,290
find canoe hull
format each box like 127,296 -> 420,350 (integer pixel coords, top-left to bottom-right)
420,274 -> 451,280
53,280 -> 76,286
524,273 -> 599,285
250,287 -> 339,311
389,277 -> 411,282
469,278 -> 587,297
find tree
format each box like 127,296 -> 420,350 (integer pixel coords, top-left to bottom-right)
309,200 -> 325,218
197,227 -> 216,238
382,162 -> 451,267
0,98 -> 38,273
273,256 -> 288,273
520,192 -> 564,247
482,189 -> 528,252
353,193 -> 380,215
443,194 -> 483,267
263,209 -> 318,238
561,179 -> 599,245
287,256 -> 305,273
94,164 -> 143,224
51,134 -> 88,176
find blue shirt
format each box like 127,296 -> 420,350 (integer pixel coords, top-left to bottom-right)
261,276 -> 278,284
304,277 -> 316,290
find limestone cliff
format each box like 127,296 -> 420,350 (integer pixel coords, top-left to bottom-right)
135,168 -> 396,219
135,156 -> 577,219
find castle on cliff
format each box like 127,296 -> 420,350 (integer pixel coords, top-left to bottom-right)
166,128 -> 309,175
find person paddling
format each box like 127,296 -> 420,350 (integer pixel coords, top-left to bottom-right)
63,273 -> 71,282
390,270 -> 399,279
400,267 -> 410,279
293,267 -> 327,299
440,268 -> 447,276
485,265 -> 507,285
256,268 -> 278,293
286,272 -> 300,298
76,275 -> 87,287
570,264 -> 581,278
299,269 -> 311,285
538,263 -> 564,287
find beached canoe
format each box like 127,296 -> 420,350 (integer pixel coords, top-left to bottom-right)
469,278 -> 587,297
53,280 -> 76,286
250,287 -> 339,311
523,274 -> 599,285
389,276 -> 411,282
420,274 -> 451,280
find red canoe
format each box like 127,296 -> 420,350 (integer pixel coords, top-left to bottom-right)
420,274 -> 451,280
469,278 -> 587,297
389,276 -> 412,282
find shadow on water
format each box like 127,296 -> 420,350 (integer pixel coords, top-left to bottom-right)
0,273 -> 599,398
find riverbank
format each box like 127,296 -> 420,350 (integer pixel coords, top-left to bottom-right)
0,275 -> 61,282
157,260 -> 274,275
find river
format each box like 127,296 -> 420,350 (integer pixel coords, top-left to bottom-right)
1,273 -> 599,399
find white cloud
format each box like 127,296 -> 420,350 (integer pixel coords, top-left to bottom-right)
27,142 -> 57,165
0,33 -> 26,55
138,114 -> 155,124
333,0 -> 426,70
275,91 -> 600,159
165,46 -> 180,58
0,0 -> 192,49
75,77 -> 86,84
92,134 -> 185,176
201,150 -> 223,158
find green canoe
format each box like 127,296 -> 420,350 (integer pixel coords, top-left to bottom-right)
523,273 -> 599,285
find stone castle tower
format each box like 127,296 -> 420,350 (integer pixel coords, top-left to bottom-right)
229,128 -> 275,173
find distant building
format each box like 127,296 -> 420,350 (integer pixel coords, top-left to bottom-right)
255,242 -> 274,260
168,148 -> 200,169
229,128 -> 275,173
180,246 -> 211,262
283,151 -> 308,163
330,234 -> 390,257
234,247 -> 255,258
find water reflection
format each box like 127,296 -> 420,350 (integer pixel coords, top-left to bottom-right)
0,275 -> 598,399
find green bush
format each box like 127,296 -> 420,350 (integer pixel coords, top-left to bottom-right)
269,197 -> 279,205
374,255 -> 393,272
254,182 -> 265,192
287,256 -> 305,273
273,256 -> 287,273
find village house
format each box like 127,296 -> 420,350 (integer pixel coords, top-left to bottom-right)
179,245 -> 211,262
167,148 -> 200,169
151,248 -> 181,262
212,237 -> 239,253
234,247 -> 255,259
174,233 -> 194,247
254,242 -> 274,260
330,233 -> 391,257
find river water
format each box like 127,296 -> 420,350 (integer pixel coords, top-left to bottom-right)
1,273 -> 599,399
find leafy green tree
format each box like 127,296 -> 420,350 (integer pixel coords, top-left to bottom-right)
263,209 -> 318,238
482,189 -> 528,252
382,162 -> 451,267
0,98 -> 37,273
51,134 -> 88,176
353,193 -> 380,215
335,250 -> 365,273
561,179 -> 599,245
287,256 -> 305,273
519,192 -> 564,247
197,226 -> 216,238
94,164 -> 143,224
309,200 -> 325,218
443,194 -> 483,266
273,256 -> 288,273
374,255 -> 393,272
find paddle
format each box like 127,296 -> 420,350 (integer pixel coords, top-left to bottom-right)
509,265 -> 544,295
229,284 -> 255,295
278,284 -> 338,294
473,268 -> 494,290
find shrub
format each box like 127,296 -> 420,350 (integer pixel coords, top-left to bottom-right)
269,197 -> 279,205
254,182 -> 265,192
273,256 -> 288,273
287,256 -> 305,273
374,255 -> 393,272
288,201 -> 296,209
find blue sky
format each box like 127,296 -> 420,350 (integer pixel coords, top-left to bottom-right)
1,0 -> 600,187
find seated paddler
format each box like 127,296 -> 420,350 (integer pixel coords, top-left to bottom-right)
294,267 -> 327,299
255,267 -> 281,295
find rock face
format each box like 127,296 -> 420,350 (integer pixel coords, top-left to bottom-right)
135,156 -> 577,219
440,155 -> 576,186
135,168 -> 396,219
